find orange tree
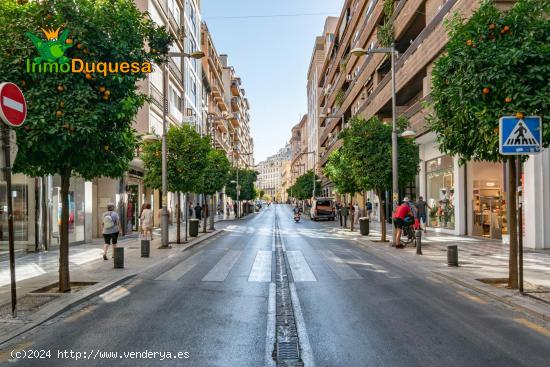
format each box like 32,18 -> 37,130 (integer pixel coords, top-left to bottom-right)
141,125 -> 211,243
339,116 -> 419,241
430,0 -> 549,288
0,0 -> 172,292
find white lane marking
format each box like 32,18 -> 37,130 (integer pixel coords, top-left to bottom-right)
155,253 -> 201,281
286,251 -> 316,282
265,282 -> 276,367
272,231 -> 275,251
290,283 -> 315,367
201,250 -> 241,282
319,250 -> 363,280
248,251 -> 272,282
2,96 -> 24,112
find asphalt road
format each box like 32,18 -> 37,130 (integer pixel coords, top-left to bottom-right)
2,204 -> 550,367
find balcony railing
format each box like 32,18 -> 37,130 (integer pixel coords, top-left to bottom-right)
169,59 -> 182,82
149,83 -> 163,110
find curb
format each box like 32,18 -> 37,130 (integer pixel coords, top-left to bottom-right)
0,228 -> 226,347
432,272 -> 550,323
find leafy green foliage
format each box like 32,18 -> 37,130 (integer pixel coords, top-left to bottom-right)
339,116 -> 419,194
225,168 -> 258,201
1,0 -> 173,179
287,170 -> 321,200
142,125 -> 211,193
197,149 -> 231,195
377,0 -> 396,47
324,149 -> 360,196
430,0 -> 550,163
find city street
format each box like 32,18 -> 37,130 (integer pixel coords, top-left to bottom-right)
2,205 -> 549,366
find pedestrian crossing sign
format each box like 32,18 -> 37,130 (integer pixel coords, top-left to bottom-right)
499,116 -> 542,155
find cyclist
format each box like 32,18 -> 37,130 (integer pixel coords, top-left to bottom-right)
393,198 -> 412,248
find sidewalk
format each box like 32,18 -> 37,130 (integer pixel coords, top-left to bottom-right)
0,215 -> 239,345
329,218 -> 550,322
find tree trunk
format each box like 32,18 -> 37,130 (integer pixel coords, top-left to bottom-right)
378,190 -> 387,242
210,194 -> 215,230
41,177 -> 48,251
350,193 -> 354,232
176,192 -> 181,244
58,170 -> 71,293
507,157 -> 518,289
203,194 -> 207,233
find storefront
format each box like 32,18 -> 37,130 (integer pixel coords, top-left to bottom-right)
426,155 -> 455,230
467,162 -> 507,239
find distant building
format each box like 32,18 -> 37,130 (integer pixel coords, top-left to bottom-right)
256,144 -> 291,199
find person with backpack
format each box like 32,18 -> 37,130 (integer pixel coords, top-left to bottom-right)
102,203 -> 122,260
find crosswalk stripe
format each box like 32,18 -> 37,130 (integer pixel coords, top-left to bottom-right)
202,250 -> 241,282
319,250 -> 363,280
286,251 -> 316,282
248,251 -> 272,282
155,253 -> 202,281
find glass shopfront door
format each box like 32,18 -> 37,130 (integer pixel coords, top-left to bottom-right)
426,156 -> 455,230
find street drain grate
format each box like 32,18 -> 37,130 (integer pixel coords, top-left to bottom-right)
272,213 -> 303,366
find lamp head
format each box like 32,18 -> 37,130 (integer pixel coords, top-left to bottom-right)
351,47 -> 368,57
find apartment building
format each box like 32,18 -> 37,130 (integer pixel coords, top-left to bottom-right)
279,160 -> 292,203
315,0 -> 549,249
290,115 -> 309,185
220,55 -> 254,169
306,18 -> 338,187
201,23 -> 232,156
256,144 -> 291,199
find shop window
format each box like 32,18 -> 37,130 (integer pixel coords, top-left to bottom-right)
426,156 -> 455,229
0,175 -> 29,243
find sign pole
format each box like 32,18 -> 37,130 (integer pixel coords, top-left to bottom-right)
2,125 -> 16,317
517,157 -> 524,294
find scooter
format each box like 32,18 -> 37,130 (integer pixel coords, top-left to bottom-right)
294,212 -> 301,223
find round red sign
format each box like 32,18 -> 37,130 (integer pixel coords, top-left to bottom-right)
0,82 -> 27,127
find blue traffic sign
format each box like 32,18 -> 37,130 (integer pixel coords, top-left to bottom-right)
499,116 -> 542,155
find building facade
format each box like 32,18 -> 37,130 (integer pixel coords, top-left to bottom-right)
256,144 -> 291,199
290,115 -> 309,186
314,0 -> 549,249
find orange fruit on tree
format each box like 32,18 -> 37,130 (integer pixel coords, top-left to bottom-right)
515,112 -> 524,119
482,87 -> 490,94
488,23 -> 496,30
77,43 -> 83,49
104,90 -> 110,96
56,111 -> 63,118
505,97 -> 512,103
503,25 -> 510,32
57,85 -> 64,92
466,39 -> 473,46
99,86 -> 106,93
102,95 -> 109,101
104,145 -> 110,151
66,39 -> 73,44
85,73 -> 92,80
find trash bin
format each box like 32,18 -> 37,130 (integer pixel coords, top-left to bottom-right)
447,245 -> 458,266
141,239 -> 150,258
114,247 -> 124,268
359,217 -> 369,235
189,219 -> 199,237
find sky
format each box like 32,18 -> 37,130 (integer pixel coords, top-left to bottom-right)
201,0 -> 344,163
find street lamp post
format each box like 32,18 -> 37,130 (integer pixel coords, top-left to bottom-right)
157,51 -> 205,248
351,45 -> 399,244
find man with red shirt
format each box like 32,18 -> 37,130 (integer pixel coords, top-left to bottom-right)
393,198 -> 412,248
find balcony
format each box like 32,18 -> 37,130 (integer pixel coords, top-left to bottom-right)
231,97 -> 241,112
230,80 -> 240,96
214,118 -> 228,133
169,59 -> 182,82
149,83 -> 163,110
230,112 -> 241,128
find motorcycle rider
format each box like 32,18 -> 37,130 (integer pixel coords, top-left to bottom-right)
293,204 -> 301,221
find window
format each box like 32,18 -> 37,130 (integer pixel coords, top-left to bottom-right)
168,0 -> 180,25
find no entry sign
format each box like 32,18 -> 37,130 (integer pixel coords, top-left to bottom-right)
0,82 -> 27,127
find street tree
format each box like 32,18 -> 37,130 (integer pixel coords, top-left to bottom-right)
142,125 -> 210,243
196,149 -> 230,232
288,170 -> 321,201
0,0 -> 171,292
226,168 -> 258,216
429,0 -> 550,288
340,116 -> 419,241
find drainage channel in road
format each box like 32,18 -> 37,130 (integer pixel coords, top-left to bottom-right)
272,212 -> 304,367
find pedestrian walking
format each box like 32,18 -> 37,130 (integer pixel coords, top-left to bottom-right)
233,202 -> 238,218
194,203 -> 202,220
353,202 -> 360,225
101,203 -> 122,260
140,203 -> 153,240
366,199 -> 373,220
188,202 -> 194,219
341,204 -> 349,228
336,201 -> 342,226
416,196 -> 430,233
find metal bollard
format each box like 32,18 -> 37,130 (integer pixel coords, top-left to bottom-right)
447,245 -> 458,266
415,230 -> 422,255
113,247 -> 124,268
141,239 -> 150,258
